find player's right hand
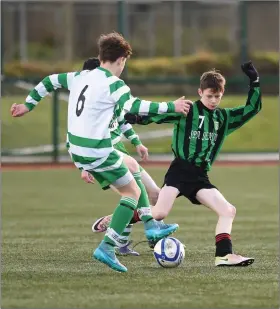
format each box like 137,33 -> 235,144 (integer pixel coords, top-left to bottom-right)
11,103 -> 30,117
173,96 -> 192,116
81,170 -> 95,184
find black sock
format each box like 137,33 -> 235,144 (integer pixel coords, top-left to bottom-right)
215,233 -> 233,257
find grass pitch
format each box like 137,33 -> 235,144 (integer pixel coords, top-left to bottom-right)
2,166 -> 278,308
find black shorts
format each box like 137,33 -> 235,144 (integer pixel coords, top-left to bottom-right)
163,158 -> 217,205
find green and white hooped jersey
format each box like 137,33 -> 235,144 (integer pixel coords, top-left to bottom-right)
24,70 -> 142,148
25,67 -> 175,170
66,67 -> 175,169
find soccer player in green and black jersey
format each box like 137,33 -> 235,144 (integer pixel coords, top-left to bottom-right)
125,61 -> 261,267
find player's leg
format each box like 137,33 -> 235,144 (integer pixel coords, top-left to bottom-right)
100,154 -> 144,256
92,153 -> 178,261
93,155 -> 178,242
150,158 -> 181,221
112,155 -> 143,256
140,167 -> 160,206
196,188 -> 254,267
123,154 -> 179,242
93,177 -> 140,272
126,156 -> 152,222
91,152 -> 140,272
151,185 -> 179,220
140,184 -> 180,248
94,151 -> 141,223
112,141 -> 160,205
114,224 -> 140,256
140,167 -> 184,249
104,154 -> 141,256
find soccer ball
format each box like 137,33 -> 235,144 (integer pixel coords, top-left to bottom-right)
153,237 -> 185,268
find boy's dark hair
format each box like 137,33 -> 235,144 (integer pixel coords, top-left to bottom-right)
200,70 -> 226,92
82,57 -> 100,70
97,32 -> 132,62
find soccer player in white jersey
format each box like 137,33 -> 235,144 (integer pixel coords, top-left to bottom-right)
80,58 -> 178,255
81,58 -> 160,208
11,57 -> 173,256
11,32 -> 191,272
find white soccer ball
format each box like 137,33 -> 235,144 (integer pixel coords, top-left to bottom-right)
153,237 -> 185,268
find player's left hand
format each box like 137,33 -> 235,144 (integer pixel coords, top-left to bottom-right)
81,170 -> 95,184
136,144 -> 149,161
11,103 -> 30,117
241,61 -> 259,82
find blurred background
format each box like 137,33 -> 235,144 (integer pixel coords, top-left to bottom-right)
2,2 -> 279,308
2,0 -> 279,162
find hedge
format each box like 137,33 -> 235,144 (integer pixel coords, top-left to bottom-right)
3,51 -> 278,79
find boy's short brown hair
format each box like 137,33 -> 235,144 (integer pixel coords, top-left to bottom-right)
200,69 -> 226,93
97,32 -> 132,62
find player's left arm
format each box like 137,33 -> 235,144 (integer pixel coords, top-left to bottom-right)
117,111 -> 149,160
225,61 -> 262,135
117,111 -> 142,146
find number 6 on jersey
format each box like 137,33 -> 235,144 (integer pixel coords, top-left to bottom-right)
76,85 -> 89,116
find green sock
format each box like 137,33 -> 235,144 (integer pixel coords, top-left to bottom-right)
120,224 -> 133,244
133,172 -> 153,222
104,197 -> 137,246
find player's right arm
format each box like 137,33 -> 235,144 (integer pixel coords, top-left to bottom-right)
109,79 -> 191,117
11,72 -> 79,117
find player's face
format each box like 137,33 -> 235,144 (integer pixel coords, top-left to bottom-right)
116,57 -> 127,77
198,88 -> 224,110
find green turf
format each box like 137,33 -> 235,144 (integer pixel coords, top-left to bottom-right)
2,94 -> 278,153
2,166 -> 278,308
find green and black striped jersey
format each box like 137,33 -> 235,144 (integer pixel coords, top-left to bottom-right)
139,84 -> 262,171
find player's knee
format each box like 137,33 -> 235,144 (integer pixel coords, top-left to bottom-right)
152,207 -> 168,221
219,202 -> 236,218
228,204 -> 236,218
130,183 -> 141,200
126,157 -> 140,174
121,180 -> 141,201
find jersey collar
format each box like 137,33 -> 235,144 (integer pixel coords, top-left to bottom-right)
97,67 -> 113,77
197,100 -> 215,113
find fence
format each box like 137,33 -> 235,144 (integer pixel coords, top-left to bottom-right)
2,1 -> 279,62
2,1 -> 279,162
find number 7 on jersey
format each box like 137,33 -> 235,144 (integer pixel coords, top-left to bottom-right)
198,115 -> 205,129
